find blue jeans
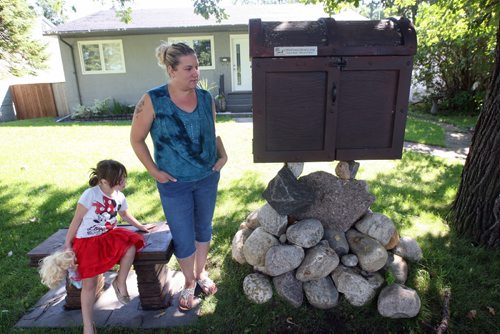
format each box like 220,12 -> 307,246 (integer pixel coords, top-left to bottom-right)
157,171 -> 220,259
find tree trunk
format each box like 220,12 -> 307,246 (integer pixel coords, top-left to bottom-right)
449,22 -> 500,248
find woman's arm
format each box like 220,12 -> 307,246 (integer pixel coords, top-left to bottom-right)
130,94 -> 176,183
212,99 -> 228,171
64,203 -> 88,250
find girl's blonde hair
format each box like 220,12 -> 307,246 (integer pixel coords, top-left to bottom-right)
38,250 -> 76,289
155,42 -> 196,72
89,159 -> 127,187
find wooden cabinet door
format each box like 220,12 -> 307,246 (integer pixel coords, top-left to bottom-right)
334,56 -> 413,160
252,57 -> 338,162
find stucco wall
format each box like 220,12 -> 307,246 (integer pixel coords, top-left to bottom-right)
0,82 -> 16,122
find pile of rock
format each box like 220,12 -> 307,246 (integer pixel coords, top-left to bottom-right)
231,162 -> 423,318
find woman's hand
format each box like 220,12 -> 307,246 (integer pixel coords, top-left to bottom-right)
153,170 -> 177,183
212,156 -> 227,172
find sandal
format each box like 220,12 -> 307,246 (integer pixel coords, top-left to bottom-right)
178,287 -> 196,311
197,277 -> 217,296
112,279 -> 130,304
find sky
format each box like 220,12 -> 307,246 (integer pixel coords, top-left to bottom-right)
66,0 -> 234,20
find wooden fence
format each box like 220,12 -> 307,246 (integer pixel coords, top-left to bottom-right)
10,83 -> 65,120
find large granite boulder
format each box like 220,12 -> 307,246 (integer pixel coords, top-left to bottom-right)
265,245 -> 304,277
273,271 -> 304,308
243,227 -> 279,267
346,229 -> 388,272
286,218 -> 324,248
303,276 -> 339,309
295,171 -> 375,232
377,283 -> 421,318
262,166 -> 315,216
243,273 -> 273,304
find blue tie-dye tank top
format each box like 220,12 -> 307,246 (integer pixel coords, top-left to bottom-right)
148,84 -> 217,182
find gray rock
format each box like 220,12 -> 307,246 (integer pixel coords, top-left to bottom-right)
286,162 -> 304,178
355,212 -> 396,246
279,234 -> 287,244
265,245 -> 305,277
243,273 -> 273,304
335,161 -> 360,180
331,265 -> 377,306
323,227 -> 349,256
341,254 -> 358,267
287,218 -> 324,248
393,237 -> 423,262
385,230 -> 400,250
245,209 -> 261,230
295,171 -> 375,232
303,277 -> 339,309
243,227 -> 279,267
262,166 -> 315,216
273,271 -> 304,308
335,160 -> 359,180
364,271 -> 385,290
231,227 -> 253,264
335,161 -> 351,180
253,265 -> 272,276
296,243 -> 339,282
346,229 -> 388,272
377,283 -> 421,318
257,203 -> 288,237
384,253 -> 408,284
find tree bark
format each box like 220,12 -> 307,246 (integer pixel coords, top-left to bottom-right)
449,21 -> 500,248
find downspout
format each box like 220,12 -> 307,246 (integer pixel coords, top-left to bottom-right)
59,37 -> 82,106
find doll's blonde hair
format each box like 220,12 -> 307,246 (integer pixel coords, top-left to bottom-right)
38,250 -> 75,289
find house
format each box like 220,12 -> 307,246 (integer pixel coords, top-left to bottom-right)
45,4 -> 367,114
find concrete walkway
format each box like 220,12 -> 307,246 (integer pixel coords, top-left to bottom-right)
16,269 -> 201,330
404,122 -> 472,161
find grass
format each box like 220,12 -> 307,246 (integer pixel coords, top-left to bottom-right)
408,109 -> 479,131
1,117 -> 498,333
405,117 -> 446,147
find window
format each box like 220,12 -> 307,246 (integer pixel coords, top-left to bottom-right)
78,40 -> 126,74
168,36 -> 215,70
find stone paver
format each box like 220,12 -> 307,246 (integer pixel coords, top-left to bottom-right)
16,269 -> 200,330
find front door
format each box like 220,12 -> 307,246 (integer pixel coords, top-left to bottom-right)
230,35 -> 252,91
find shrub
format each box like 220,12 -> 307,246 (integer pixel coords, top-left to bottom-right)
71,98 -> 134,119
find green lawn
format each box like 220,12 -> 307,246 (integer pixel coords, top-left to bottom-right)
405,117 -> 446,147
0,117 -> 497,333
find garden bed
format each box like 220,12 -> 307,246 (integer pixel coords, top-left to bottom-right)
57,114 -> 133,122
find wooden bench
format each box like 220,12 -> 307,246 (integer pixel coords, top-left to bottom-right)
27,222 -> 174,310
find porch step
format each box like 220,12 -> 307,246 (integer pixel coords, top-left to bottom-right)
225,91 -> 252,113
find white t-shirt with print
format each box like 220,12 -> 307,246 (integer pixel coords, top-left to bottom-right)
76,185 -> 128,238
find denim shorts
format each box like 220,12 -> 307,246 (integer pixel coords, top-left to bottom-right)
156,171 -> 220,259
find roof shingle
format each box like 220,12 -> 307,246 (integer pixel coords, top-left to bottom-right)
47,5 -> 367,35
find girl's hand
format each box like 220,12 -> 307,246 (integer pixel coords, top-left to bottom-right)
140,223 -> 156,233
212,156 -> 227,172
154,170 -> 177,183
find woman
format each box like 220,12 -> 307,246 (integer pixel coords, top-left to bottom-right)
130,42 -> 227,311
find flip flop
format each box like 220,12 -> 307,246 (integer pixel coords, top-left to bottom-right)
178,287 -> 196,311
197,277 -> 217,296
112,279 -> 130,304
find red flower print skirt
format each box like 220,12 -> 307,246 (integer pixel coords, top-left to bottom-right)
73,228 -> 144,279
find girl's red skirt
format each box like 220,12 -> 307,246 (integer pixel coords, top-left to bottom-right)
73,228 -> 144,279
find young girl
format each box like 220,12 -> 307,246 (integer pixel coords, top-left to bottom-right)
64,159 -> 151,334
